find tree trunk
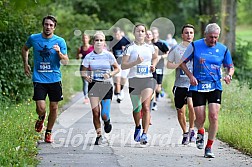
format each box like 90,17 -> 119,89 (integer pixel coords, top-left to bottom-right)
221,0 -> 237,54
198,0 -> 218,37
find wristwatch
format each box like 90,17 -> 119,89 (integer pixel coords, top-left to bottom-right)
228,74 -> 232,80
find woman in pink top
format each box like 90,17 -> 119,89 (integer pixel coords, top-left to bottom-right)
76,34 -> 94,104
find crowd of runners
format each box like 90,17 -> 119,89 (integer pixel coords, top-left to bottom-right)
22,15 -> 234,158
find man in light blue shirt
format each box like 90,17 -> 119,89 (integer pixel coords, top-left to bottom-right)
21,15 -> 69,143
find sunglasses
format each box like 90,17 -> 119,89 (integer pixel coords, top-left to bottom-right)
95,39 -> 104,42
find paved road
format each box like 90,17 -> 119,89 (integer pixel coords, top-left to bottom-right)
37,89 -> 252,167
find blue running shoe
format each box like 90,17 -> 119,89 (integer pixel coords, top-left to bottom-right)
196,133 -> 204,149
189,130 -> 196,142
140,133 -> 148,145
182,132 -> 189,145
134,125 -> 141,142
204,147 -> 215,158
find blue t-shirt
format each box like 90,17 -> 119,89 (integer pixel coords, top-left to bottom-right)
25,33 -> 67,83
183,39 -> 234,91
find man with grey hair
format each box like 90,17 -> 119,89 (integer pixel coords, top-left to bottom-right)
180,23 -> 234,158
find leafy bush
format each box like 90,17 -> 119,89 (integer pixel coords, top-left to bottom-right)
232,39 -> 252,87
0,1 -> 39,102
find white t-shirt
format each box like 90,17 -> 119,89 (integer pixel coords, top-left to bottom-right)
82,50 -> 116,82
168,43 -> 192,88
124,42 -> 155,78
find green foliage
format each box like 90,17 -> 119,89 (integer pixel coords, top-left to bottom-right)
0,1 -> 39,102
232,40 -> 252,87
237,0 -> 252,25
0,100 -> 39,166
218,80 -> 252,155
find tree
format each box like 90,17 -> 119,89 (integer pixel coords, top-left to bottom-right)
220,0 -> 237,54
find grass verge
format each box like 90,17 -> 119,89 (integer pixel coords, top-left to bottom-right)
163,72 -> 252,156
0,65 -> 81,166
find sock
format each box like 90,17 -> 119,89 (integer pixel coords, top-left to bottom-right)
198,128 -> 205,134
136,125 -> 141,129
46,129 -> 52,134
101,99 -> 111,121
120,85 -> 124,90
156,92 -> 159,98
39,114 -> 45,120
206,139 -> 214,148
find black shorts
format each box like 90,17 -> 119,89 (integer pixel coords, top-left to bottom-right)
129,77 -> 156,95
152,71 -> 163,84
33,82 -> 63,102
88,81 -> 113,100
172,86 -> 192,109
192,90 -> 222,107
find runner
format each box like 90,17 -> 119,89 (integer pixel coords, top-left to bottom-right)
81,31 -> 120,145
76,34 -> 94,104
109,27 -> 131,103
121,24 -> 158,145
167,24 -> 196,145
21,15 -> 69,143
145,30 -> 159,125
151,27 -> 169,111
180,23 -> 234,158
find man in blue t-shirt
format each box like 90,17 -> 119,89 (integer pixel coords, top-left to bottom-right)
181,23 -> 234,158
21,15 -> 69,143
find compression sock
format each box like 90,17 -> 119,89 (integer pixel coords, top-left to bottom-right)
101,99 -> 111,121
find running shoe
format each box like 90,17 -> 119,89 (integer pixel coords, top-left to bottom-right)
94,135 -> 103,145
140,133 -> 148,145
196,133 -> 204,149
134,125 -> 141,142
189,129 -> 196,142
35,114 -> 46,133
104,119 -> 112,133
204,147 -> 215,158
182,132 -> 189,145
160,88 -> 165,97
45,132 -> 53,143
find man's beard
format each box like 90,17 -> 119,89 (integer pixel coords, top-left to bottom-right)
44,30 -> 52,36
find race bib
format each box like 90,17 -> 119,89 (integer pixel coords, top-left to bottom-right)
37,62 -> 52,72
137,65 -> 149,75
156,68 -> 163,75
92,70 -> 107,80
197,81 -> 216,92
115,50 -> 123,58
